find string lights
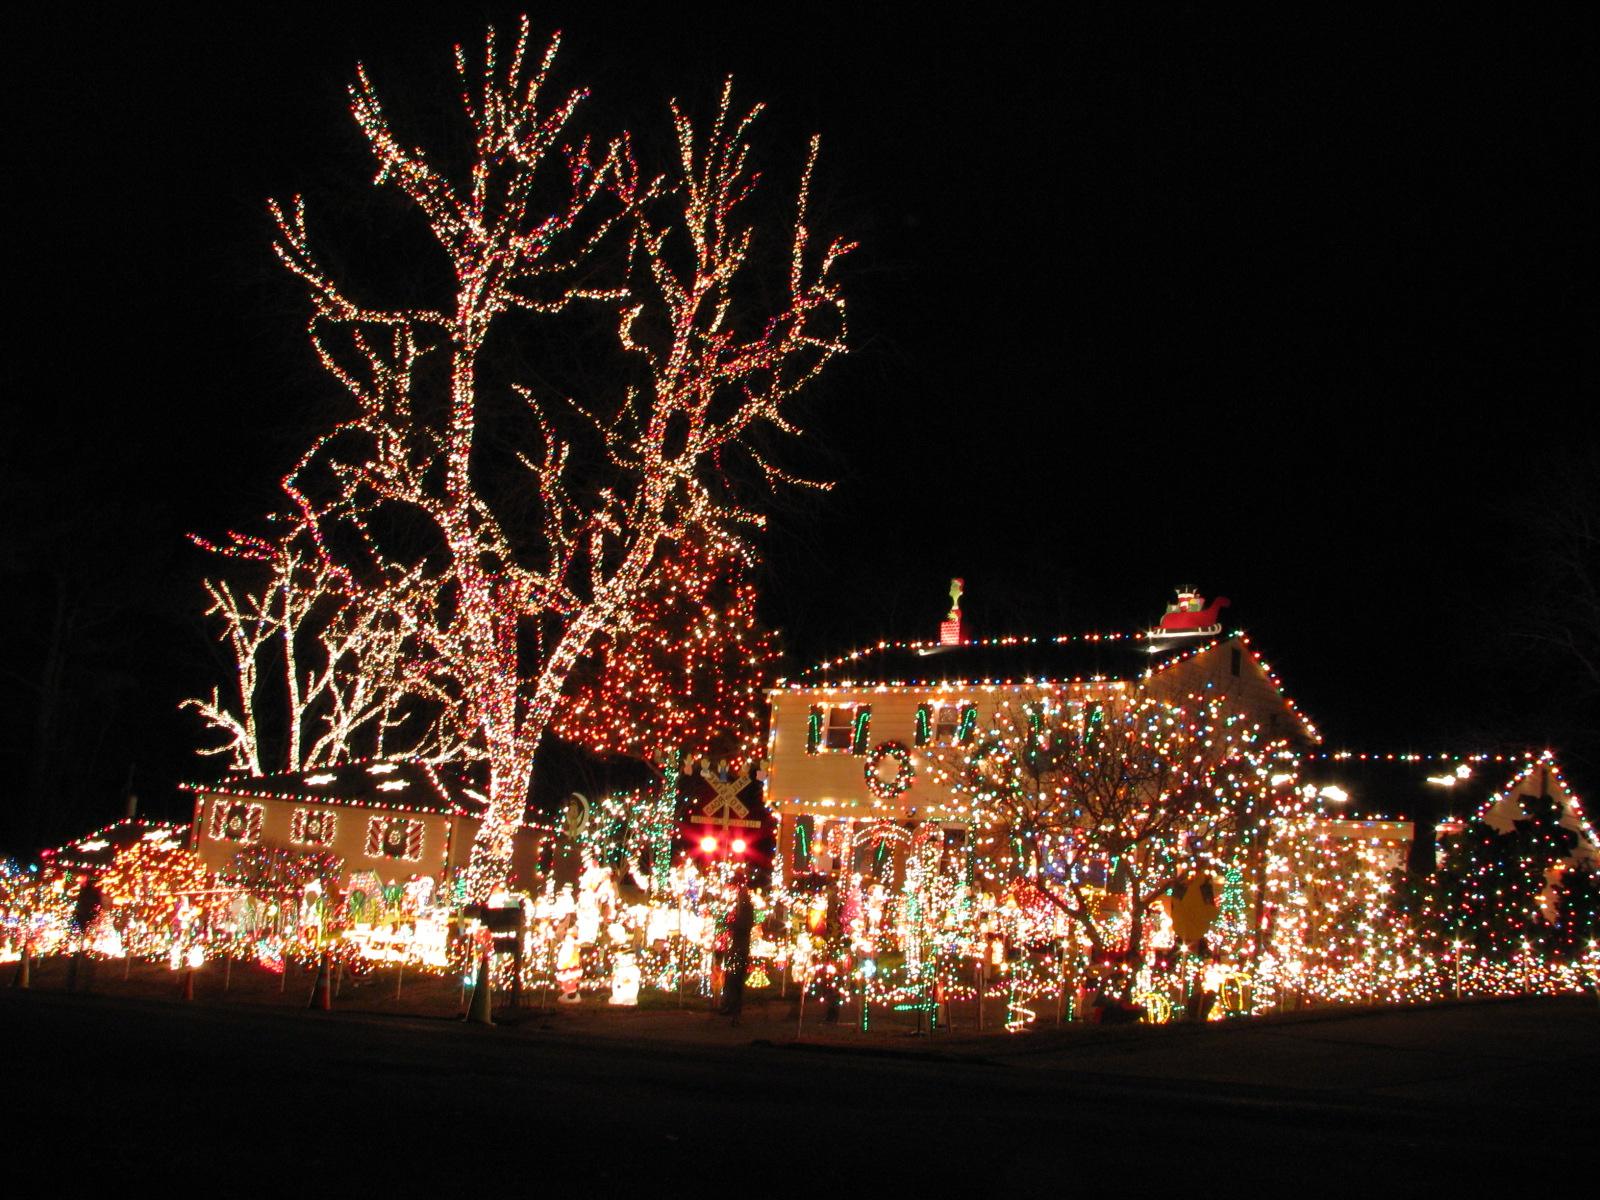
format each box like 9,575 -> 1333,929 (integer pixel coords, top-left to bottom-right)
550,529 -> 777,775
182,17 -> 850,902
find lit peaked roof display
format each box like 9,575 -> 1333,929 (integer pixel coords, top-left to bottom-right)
783,628 -> 1322,743
41,818 -> 189,876
183,758 -> 481,817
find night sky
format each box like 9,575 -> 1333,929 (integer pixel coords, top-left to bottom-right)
6,6 -> 1595,853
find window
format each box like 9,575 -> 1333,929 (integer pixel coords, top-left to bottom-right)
923,702 -> 977,744
1230,648 -> 1242,677
366,816 -> 424,861
824,705 -> 855,750
209,800 -> 263,845
815,703 -> 870,753
803,703 -> 874,755
291,808 -> 338,847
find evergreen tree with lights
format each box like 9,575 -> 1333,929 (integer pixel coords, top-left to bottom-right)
552,530 -> 777,882
552,529 -> 776,767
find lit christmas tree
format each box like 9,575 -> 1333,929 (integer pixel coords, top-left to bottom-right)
553,531 -> 777,882
553,530 -> 776,767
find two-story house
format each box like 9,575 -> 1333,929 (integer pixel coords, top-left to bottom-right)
765,598 -> 1320,884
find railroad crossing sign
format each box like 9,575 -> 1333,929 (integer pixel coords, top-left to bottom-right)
686,760 -> 763,833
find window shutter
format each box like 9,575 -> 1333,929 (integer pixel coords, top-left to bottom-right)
851,705 -> 872,755
794,815 -> 814,866
957,703 -> 978,744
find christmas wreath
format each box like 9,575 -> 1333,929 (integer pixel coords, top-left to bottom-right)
864,741 -> 915,801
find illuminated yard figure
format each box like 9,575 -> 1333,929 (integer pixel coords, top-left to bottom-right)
196,20 -> 850,898
1146,590 -> 1230,645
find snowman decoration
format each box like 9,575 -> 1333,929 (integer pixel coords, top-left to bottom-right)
609,952 -> 641,1006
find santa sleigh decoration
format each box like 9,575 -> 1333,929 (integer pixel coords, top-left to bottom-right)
1145,590 -> 1229,648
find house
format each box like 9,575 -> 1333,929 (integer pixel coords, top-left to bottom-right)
181,759 -> 554,889
1298,751 -> 1599,873
39,818 -> 189,880
764,592 -> 1321,883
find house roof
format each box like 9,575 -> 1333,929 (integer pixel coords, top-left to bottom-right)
782,628 -> 1322,744
184,759 -> 479,817
40,818 -> 189,876
785,631 -> 1219,688
181,741 -> 660,830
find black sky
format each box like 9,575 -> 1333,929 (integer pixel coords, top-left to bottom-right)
5,5 -> 1596,852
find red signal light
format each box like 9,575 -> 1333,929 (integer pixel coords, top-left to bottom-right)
699,835 -> 719,854
731,838 -> 747,855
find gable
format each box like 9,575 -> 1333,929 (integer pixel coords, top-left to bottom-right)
1480,756 -> 1599,867
1144,635 -> 1321,745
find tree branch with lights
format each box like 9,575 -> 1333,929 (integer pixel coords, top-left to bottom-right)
928,691 -> 1294,999
185,526 -> 470,773
198,19 -> 849,898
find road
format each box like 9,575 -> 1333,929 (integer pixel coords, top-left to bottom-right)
5,991 -> 1595,1191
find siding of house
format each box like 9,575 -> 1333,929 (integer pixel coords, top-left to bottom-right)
191,792 -> 552,890
191,793 -> 458,883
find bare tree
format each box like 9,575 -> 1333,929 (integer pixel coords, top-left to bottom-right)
184,529 -> 470,774
1514,449 -> 1600,692
205,20 -> 848,896
928,691 -> 1291,996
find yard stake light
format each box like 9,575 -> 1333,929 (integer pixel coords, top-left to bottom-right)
308,951 -> 332,1011
467,951 -> 494,1026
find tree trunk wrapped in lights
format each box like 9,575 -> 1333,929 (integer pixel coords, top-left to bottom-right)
196,20 -> 850,898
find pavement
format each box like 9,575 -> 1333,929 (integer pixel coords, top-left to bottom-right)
4,985 -> 1596,1191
